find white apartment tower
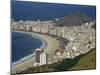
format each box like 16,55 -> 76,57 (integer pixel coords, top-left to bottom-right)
40,51 -> 48,65
26,25 -> 30,31
34,48 -> 48,66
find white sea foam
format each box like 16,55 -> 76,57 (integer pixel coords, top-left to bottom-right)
12,53 -> 35,66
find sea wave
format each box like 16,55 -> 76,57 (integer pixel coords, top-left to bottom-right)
12,53 -> 34,66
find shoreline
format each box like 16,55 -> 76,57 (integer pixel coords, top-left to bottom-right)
11,30 -> 60,73
12,31 -> 48,66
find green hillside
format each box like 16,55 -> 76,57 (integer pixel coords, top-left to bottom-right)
69,49 -> 96,70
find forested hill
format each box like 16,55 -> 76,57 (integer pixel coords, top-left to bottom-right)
54,12 -> 92,27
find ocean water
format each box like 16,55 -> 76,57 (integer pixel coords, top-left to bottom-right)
12,32 -> 43,63
12,1 -> 96,21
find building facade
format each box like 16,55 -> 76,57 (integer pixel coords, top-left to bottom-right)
40,52 -> 48,65
35,48 -> 42,64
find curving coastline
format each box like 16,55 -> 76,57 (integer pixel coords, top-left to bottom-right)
11,30 -> 60,73
12,31 -> 47,66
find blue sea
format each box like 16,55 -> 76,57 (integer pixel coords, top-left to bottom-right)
12,32 -> 43,63
12,1 -> 96,21
12,1 -> 96,64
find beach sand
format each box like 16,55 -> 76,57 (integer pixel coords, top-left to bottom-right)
11,31 -> 60,74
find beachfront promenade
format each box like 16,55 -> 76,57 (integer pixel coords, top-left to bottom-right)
11,20 -> 96,73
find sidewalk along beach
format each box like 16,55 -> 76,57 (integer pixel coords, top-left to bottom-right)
11,31 -> 60,73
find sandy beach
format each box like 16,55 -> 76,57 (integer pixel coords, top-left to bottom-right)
11,31 -> 60,74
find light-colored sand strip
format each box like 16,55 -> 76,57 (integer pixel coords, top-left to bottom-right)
11,31 -> 60,73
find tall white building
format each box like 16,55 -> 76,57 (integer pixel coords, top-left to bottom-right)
26,25 -> 30,31
40,51 -> 48,65
34,48 -> 48,66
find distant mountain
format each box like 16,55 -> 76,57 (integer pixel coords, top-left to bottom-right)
54,12 -> 92,27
